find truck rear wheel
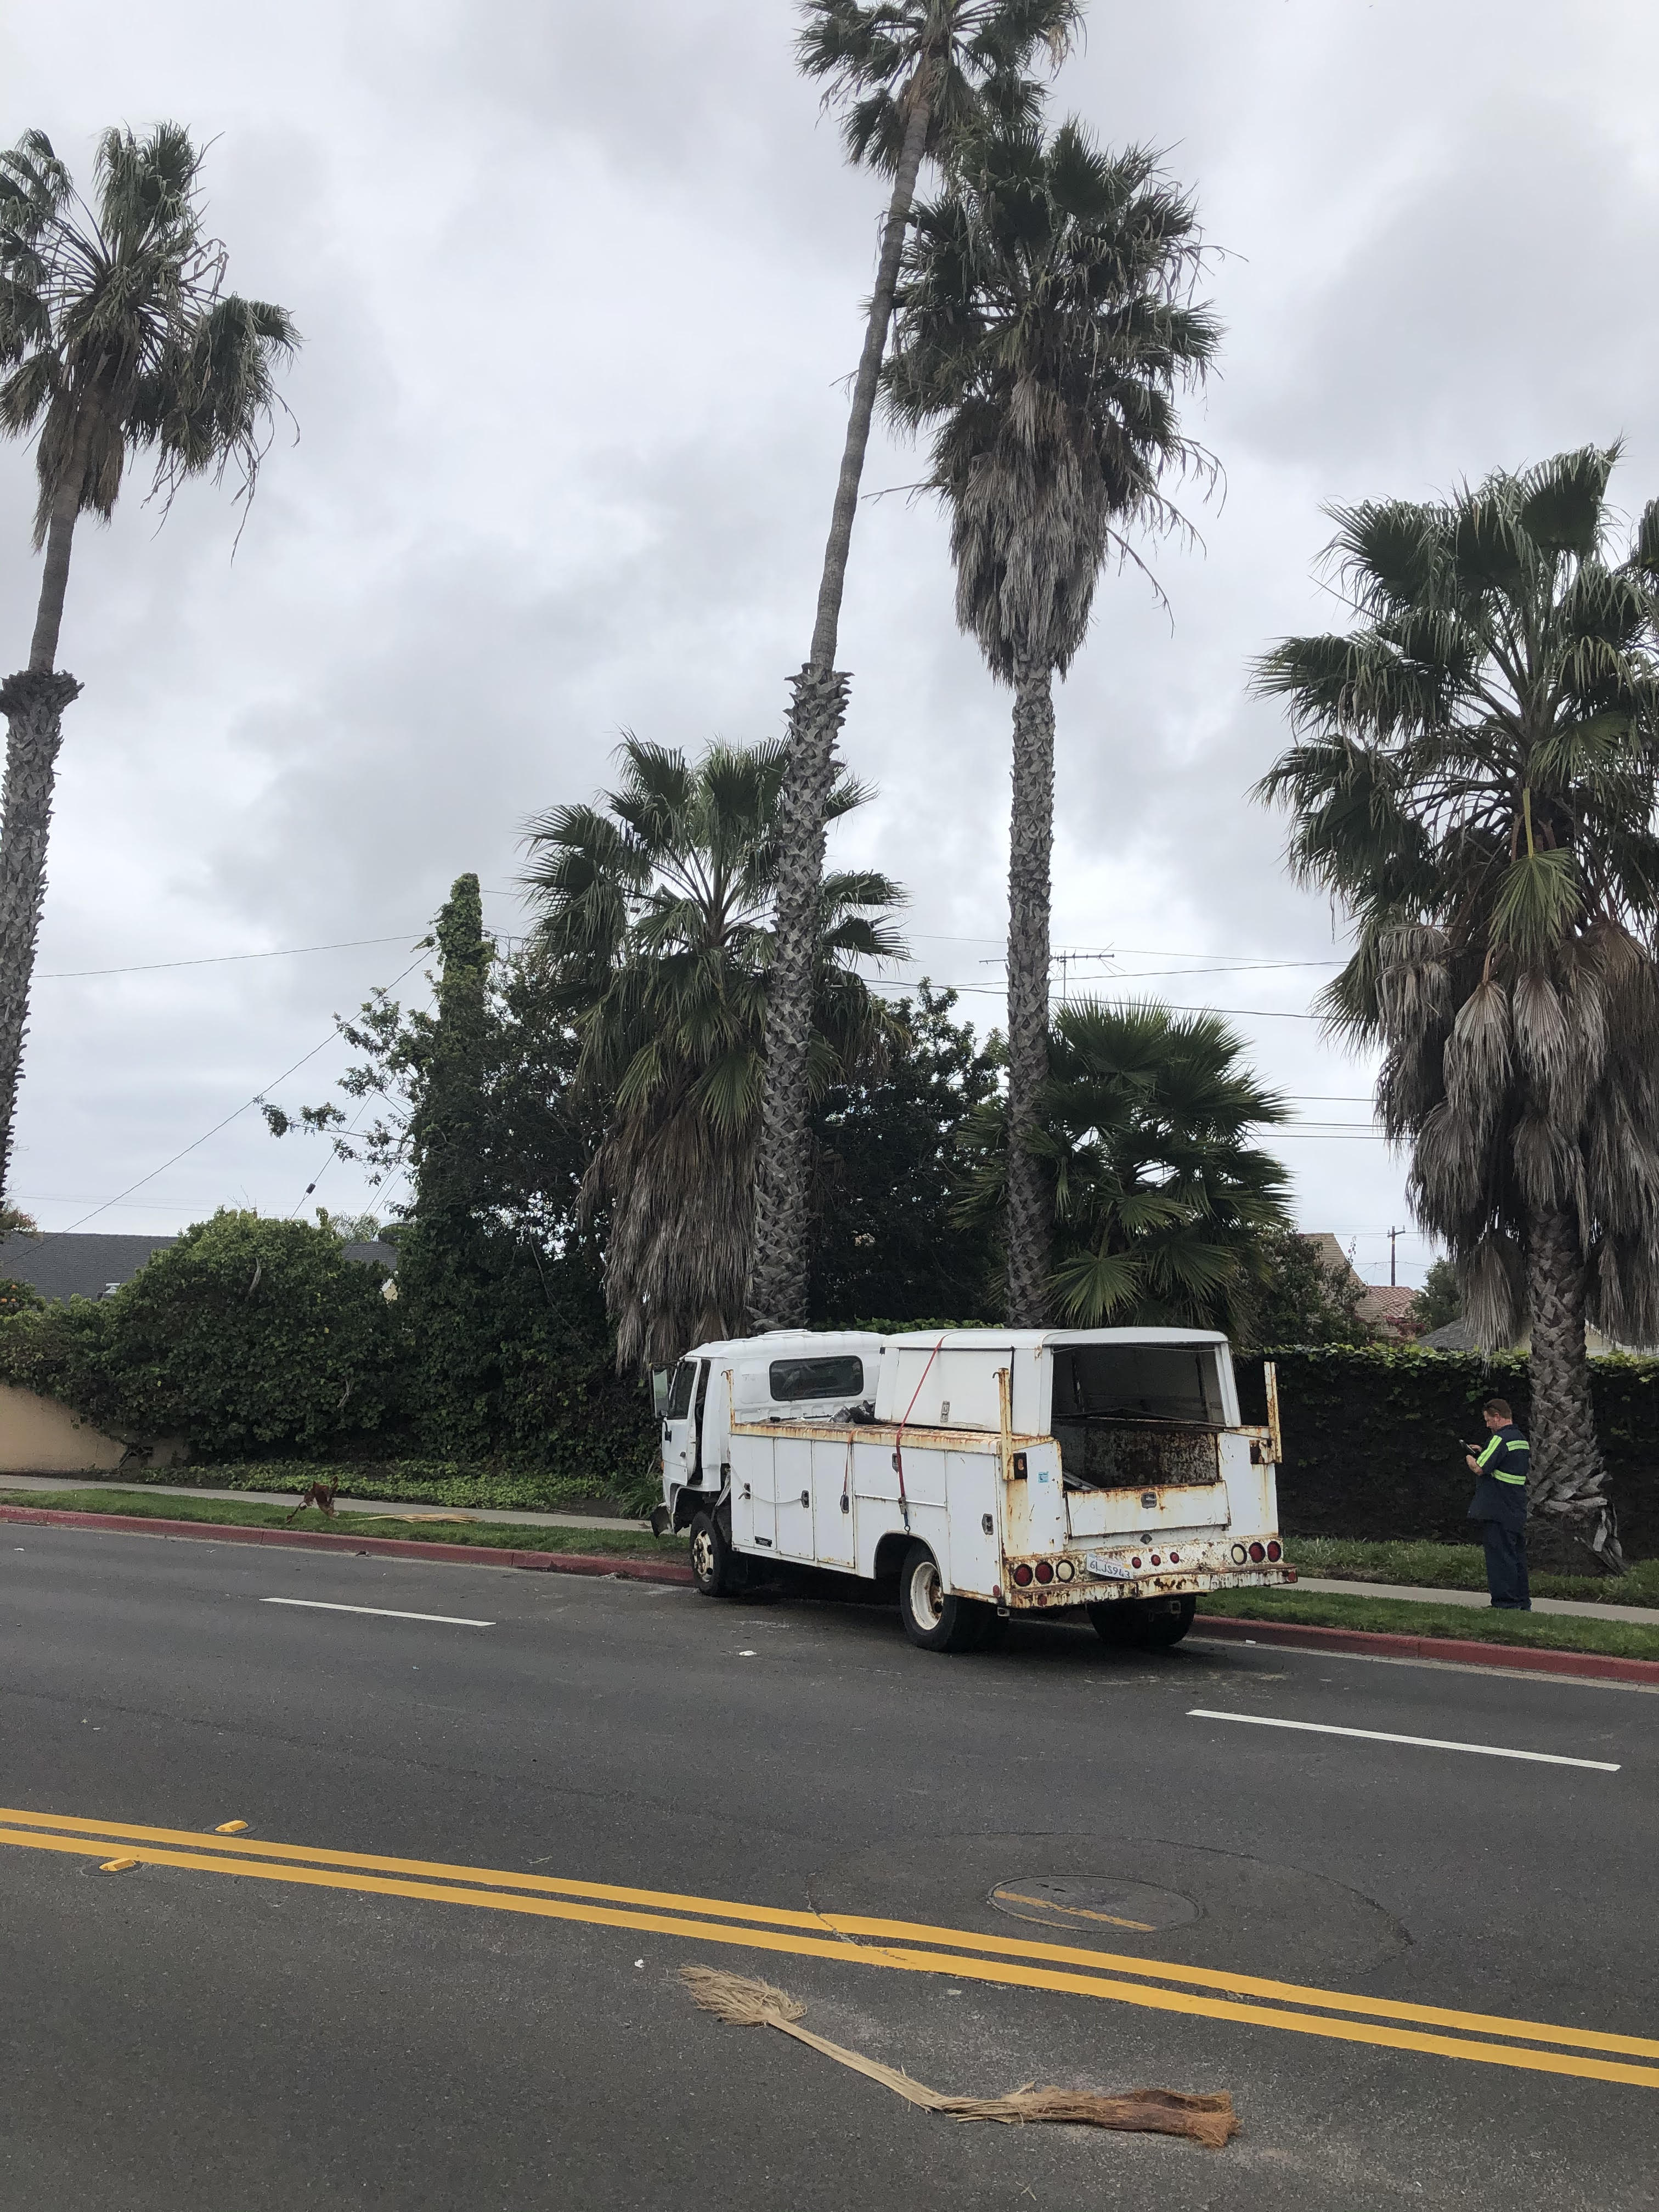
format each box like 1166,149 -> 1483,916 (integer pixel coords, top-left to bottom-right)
898,1542 -> 990,1654
1088,1595 -> 1195,1650
688,1509 -> 744,1600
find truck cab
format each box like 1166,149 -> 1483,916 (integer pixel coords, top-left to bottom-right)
656,1330 -> 883,1533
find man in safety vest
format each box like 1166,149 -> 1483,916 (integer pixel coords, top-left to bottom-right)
1465,1397 -> 1531,1610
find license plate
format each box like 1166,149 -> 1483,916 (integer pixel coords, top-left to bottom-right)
1085,1554 -> 1131,1580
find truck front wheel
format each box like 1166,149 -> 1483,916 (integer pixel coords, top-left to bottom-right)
899,1542 -> 991,1654
688,1509 -> 744,1600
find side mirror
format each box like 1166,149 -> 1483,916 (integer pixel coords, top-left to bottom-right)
651,1369 -> 670,1418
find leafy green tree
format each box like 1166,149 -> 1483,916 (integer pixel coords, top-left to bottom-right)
749,0 -> 1082,1333
0,126 -> 297,1192
0,1273 -> 42,1319
1414,1255 -> 1462,1335
884,120 -> 1218,1322
960,1000 -> 1291,1334
811,981 -> 1000,1322
263,883 -> 651,1482
527,736 -> 902,1368
1251,1226 -> 1374,1349
1255,445 -> 1659,1573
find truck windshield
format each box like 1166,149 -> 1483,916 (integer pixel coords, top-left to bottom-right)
665,1361 -> 698,1420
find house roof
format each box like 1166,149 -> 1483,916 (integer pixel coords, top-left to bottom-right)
0,1231 -> 179,1302
1357,1285 -> 1420,1322
0,1231 -> 398,1304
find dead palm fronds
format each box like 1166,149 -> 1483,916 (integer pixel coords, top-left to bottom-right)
679,1964 -> 1240,2149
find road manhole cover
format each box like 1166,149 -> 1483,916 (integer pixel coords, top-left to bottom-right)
989,1875 -> 1199,1935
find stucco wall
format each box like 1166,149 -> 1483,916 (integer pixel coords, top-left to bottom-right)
0,1384 -> 129,1474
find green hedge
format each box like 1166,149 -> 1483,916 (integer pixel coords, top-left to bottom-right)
1236,1346 -> 1659,1557
0,1210 -> 659,1500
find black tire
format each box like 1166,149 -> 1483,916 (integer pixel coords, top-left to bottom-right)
688,1508 -> 744,1599
1142,1594 -> 1197,1648
898,1541 -> 991,1653
1087,1598 -> 1142,1647
1089,1595 -> 1196,1650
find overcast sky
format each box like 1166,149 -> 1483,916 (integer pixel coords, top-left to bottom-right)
3,0 -> 1657,1286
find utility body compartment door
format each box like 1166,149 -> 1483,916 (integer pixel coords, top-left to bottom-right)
729,1436 -> 776,1553
1064,1481 -> 1231,1539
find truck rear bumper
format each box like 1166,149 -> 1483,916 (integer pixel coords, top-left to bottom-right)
997,1562 -> 1292,1613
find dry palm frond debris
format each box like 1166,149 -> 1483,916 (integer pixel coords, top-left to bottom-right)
678,1966 -> 1239,2150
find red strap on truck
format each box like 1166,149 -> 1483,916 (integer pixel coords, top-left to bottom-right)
890,1336 -> 946,1536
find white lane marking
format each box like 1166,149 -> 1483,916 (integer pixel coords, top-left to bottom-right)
1187,1709 -> 1620,1771
261,1598 -> 494,1628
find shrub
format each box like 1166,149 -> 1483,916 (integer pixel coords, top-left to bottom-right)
0,1211 -> 405,1457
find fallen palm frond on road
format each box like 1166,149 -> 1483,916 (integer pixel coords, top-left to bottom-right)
679,1963 -> 1241,2149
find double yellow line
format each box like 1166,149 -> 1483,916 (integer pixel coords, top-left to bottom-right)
4,1804 -> 1656,2091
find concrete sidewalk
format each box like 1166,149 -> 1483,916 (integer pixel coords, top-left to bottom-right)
0,1472 -> 649,1534
1294,1575 -> 1657,1626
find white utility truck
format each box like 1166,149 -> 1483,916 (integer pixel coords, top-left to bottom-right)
654,1327 -> 1291,1652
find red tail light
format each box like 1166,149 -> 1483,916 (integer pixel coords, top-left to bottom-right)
1167,1550 -> 1180,1564
1034,1560 -> 1054,1584
1130,1555 -> 1142,1570
1266,1540 -> 1282,1562
1248,1542 -> 1266,1563
1012,1563 -> 1033,1587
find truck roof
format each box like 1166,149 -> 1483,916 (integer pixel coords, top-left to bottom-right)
883,1327 -> 1230,1350
679,1325 -> 1230,1362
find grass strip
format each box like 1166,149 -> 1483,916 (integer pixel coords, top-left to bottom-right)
103,1459 -> 658,1518
1285,1537 -> 1658,1609
0,1487 -> 685,1561
1201,1585 -> 1659,1661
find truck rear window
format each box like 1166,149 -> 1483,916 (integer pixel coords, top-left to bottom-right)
1051,1344 -> 1226,1489
768,1355 -> 865,1402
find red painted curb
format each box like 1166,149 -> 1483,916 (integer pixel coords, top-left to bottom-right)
0,1503 -> 695,1586
1192,1611 -> 1659,1685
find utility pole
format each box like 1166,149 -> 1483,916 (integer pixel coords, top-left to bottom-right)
1389,1226 -> 1401,1288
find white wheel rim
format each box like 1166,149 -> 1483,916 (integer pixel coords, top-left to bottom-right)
692,1528 -> 716,1583
910,1557 -> 945,1629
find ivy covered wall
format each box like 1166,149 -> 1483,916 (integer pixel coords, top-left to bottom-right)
1237,1347 -> 1659,1557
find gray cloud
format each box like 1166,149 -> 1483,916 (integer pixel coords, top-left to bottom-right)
2,0 -> 1655,1286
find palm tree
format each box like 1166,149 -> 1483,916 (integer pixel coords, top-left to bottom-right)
525,735 -> 904,1368
1254,445 -> 1659,1575
0,125 -> 297,1194
748,0 -> 1082,1334
884,119 -> 1219,1322
959,999 -> 1291,1335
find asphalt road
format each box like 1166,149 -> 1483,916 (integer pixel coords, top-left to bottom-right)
2,1525 -> 1654,2210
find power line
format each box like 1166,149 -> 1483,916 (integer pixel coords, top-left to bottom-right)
36,933 -> 426,981
41,948 -> 432,1239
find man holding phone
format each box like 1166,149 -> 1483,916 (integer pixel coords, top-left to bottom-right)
1466,1397 -> 1531,1610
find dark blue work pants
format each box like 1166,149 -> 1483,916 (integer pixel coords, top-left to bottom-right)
1480,1520 -> 1531,1610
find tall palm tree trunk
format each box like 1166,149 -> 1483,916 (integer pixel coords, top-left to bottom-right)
0,462 -> 84,1195
1004,657 -> 1056,1324
746,91 -> 933,1333
1524,1203 -> 1623,1573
